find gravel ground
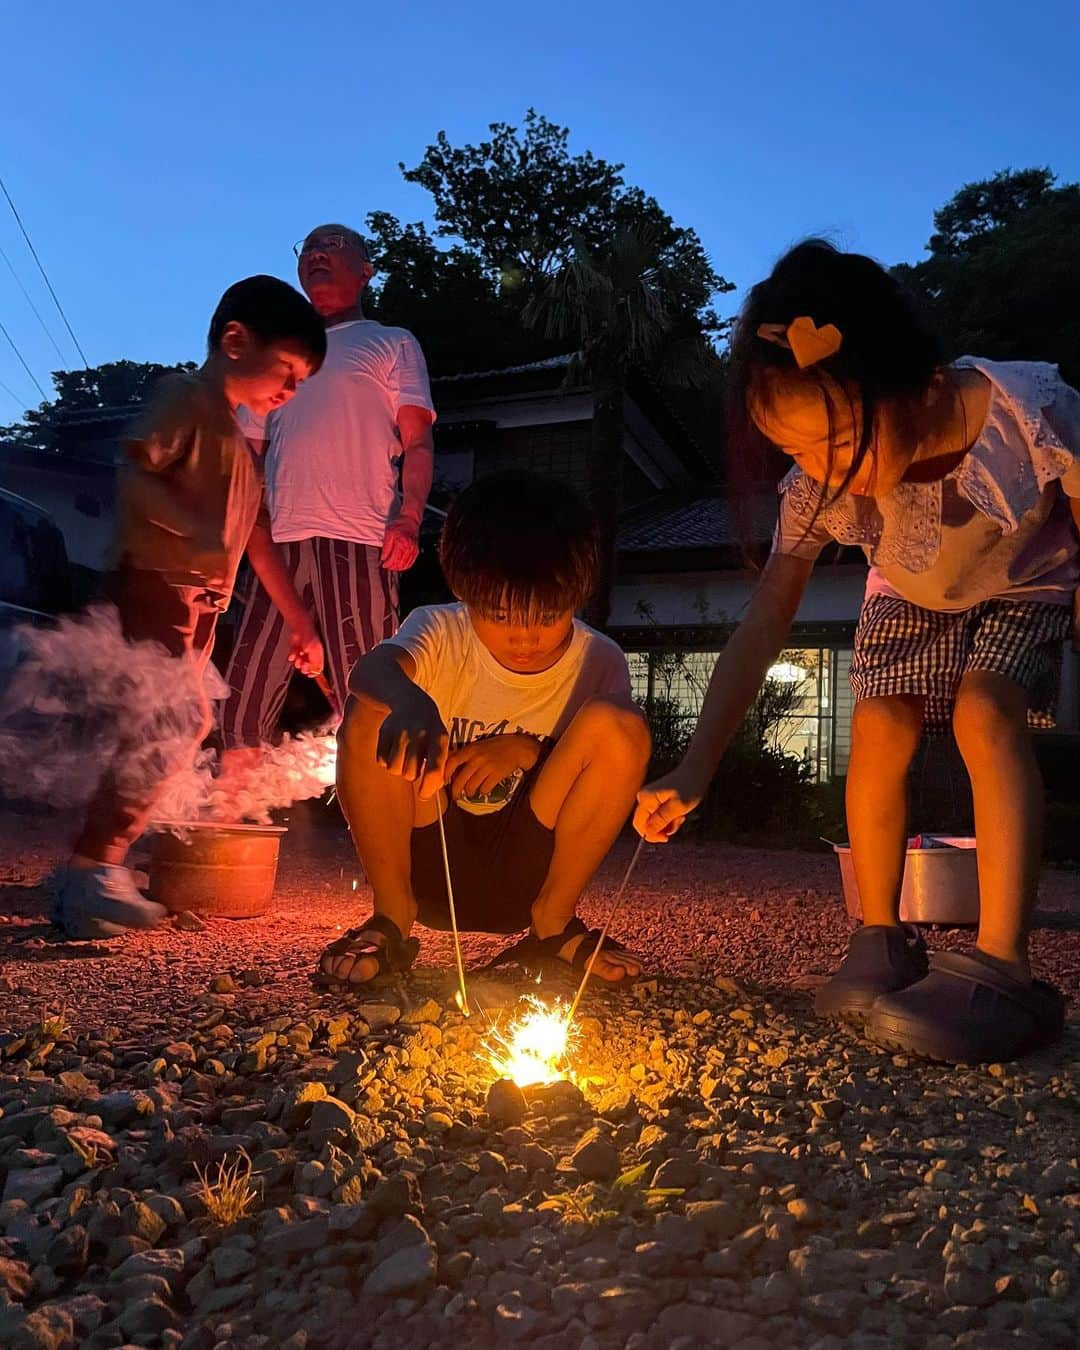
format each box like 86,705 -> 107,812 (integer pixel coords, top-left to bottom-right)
1,807 -> 1079,1350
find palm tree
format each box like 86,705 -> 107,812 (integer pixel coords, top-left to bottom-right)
524,226 -> 713,629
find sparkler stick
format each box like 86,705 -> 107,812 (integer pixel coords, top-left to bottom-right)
312,671 -> 342,719
436,792 -> 470,1017
565,836 -> 646,1027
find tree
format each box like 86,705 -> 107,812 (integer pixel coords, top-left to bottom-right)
895,169 -> 1080,384
0,360 -> 195,452
926,167 -> 1058,255
396,112 -> 732,628
4,110 -> 731,490
362,211 -> 561,375
401,110 -> 728,338
525,224 -> 722,629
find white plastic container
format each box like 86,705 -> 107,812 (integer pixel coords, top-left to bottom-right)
834,836 -> 979,925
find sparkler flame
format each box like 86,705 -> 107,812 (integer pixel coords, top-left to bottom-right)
487,995 -> 577,1087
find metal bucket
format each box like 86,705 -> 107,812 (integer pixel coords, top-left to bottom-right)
834,836 -> 980,925
149,823 -> 286,919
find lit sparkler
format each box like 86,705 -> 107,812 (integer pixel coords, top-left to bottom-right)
487,995 -> 576,1087
484,837 -> 647,1087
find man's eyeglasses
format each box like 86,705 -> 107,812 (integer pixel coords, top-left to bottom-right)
293,233 -> 369,261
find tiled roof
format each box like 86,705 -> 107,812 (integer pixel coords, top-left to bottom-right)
432,354 -> 573,384
618,491 -> 778,552
44,404 -> 140,425
32,358 -> 574,425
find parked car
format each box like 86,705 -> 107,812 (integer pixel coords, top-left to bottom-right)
0,487 -> 73,675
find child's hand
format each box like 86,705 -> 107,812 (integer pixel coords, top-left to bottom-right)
446,734 -> 541,802
288,623 -> 324,677
377,689 -> 449,799
634,769 -> 705,843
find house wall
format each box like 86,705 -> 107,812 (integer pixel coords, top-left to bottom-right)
437,387 -> 683,503
0,454 -> 117,571
610,564 -> 870,630
439,389 -> 594,430
474,421 -> 592,494
612,562 -> 1080,757
461,420 -> 656,505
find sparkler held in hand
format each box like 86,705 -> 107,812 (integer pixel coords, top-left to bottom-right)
566,836 -> 646,1027
436,792 -> 470,1017
311,669 -> 342,720
489,837 -> 648,1089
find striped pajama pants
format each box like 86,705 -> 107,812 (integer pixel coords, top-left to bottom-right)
221,538 -> 398,748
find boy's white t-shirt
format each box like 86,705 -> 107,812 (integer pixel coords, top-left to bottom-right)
387,603 -> 633,814
265,319 -> 435,546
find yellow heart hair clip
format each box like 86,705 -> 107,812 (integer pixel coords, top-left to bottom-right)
757,315 -> 843,369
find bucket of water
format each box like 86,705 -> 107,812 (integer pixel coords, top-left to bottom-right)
149,823 -> 286,918
833,836 -> 980,925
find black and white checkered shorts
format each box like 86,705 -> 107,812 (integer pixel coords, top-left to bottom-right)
850,594 -> 1073,734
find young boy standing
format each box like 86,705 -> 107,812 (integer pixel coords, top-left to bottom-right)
322,471 -> 651,986
52,276 -> 328,939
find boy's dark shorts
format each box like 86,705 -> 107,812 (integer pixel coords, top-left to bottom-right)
411,758 -> 554,934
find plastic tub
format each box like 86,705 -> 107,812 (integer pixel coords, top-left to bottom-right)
834,836 -> 979,925
149,823 -> 286,918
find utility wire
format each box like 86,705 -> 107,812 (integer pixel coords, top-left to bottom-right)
0,240 -> 67,363
0,174 -> 89,367
0,373 -> 26,411
0,317 -> 48,402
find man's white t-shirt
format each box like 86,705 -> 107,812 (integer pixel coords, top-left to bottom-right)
265,319 -> 435,546
388,603 -> 633,814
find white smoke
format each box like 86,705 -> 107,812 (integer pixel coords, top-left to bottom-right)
0,606 -> 207,808
153,730 -> 337,826
0,606 -> 337,826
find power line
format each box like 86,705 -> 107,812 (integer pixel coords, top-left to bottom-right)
0,317 -> 48,402
0,373 -> 26,411
0,174 -> 89,367
0,240 -> 67,363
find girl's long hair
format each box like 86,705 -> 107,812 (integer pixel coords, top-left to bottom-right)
727,240 -> 945,517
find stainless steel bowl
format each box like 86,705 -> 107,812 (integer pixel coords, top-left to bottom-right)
834,837 -> 980,925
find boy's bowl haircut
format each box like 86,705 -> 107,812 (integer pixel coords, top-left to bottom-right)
207,275 -> 327,371
440,471 -> 600,620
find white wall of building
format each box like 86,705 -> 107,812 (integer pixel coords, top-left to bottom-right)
613,562 -> 1080,742
0,458 -> 116,571
611,564 -> 870,630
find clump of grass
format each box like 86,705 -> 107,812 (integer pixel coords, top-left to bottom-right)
193,1150 -> 259,1227
39,1006 -> 68,1040
540,1184 -> 618,1227
541,1164 -> 685,1227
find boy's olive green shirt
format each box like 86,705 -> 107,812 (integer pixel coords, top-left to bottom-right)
114,369 -> 269,597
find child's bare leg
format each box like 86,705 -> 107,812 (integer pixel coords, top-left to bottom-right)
952,672 -> 1041,976
528,699 -> 652,980
845,695 -> 924,927
330,698 -> 429,982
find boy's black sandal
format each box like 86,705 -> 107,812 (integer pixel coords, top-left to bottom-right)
316,912 -> 420,986
482,915 -> 639,981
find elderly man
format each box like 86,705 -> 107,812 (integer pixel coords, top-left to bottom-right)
222,224 -> 435,747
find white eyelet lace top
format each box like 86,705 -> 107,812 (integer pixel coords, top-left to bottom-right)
772,359 -> 1080,611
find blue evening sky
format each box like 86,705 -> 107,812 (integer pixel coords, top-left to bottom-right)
2,0 -> 1078,411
